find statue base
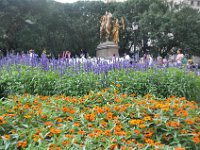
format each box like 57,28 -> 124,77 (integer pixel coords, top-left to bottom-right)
96,41 -> 119,59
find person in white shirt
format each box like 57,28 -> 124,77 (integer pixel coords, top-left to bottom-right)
176,49 -> 184,65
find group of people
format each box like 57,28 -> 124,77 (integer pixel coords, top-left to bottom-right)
121,48 -> 197,72
176,49 -> 196,71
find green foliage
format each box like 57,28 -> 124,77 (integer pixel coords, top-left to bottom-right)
0,65 -> 199,103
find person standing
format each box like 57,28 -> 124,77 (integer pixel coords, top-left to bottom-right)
176,49 -> 184,65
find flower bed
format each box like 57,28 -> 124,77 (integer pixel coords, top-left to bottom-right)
0,88 -> 199,149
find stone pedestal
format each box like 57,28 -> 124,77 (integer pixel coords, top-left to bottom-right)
96,41 -> 119,59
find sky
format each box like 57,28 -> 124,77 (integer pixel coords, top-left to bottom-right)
54,0 -> 81,3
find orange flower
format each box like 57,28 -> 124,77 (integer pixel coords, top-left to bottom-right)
116,84 -> 121,88
185,119 -> 193,125
62,140 -> 69,146
24,115 -> 31,119
143,116 -> 152,121
44,122 -> 53,127
69,129 -> 75,133
130,93 -> 136,97
0,116 -> 5,125
144,130 -> 154,138
55,117 -> 63,123
180,97 -> 186,101
41,115 -> 47,119
65,134 -> 73,138
104,130 -> 112,137
115,97 -> 122,103
32,134 -> 42,142
129,119 -> 143,126
74,122 -> 80,127
180,130 -> 188,134
121,94 -> 127,98
114,131 -> 127,136
3,134 -> 11,140
154,114 -> 160,118
100,120 -> 108,128
88,123 -> 93,128
144,138 -> 154,145
166,121 -> 181,128
17,141 -> 27,148
49,144 -> 61,150
88,133 -> 95,138
78,130 -> 85,135
106,112 -> 113,120
95,107 -> 104,114
193,136 -> 200,144
5,114 -> 16,117
175,148 -> 185,150
50,128 -> 61,134
139,124 -> 146,128
84,114 -> 96,122
114,126 -> 121,132
134,130 -> 140,135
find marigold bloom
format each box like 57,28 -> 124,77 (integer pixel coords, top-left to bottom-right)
32,134 -> 42,142
44,122 -> 53,127
139,124 -> 146,128
0,116 -> 5,125
78,130 -> 85,135
166,121 -> 181,128
74,122 -> 80,127
65,134 -> 73,138
88,123 -> 93,128
50,128 -> 61,134
129,119 -> 143,126
17,141 -> 27,148
144,138 -> 154,145
3,134 -> 11,140
143,116 -> 152,121
24,115 -> 32,119
154,114 -> 160,118
116,84 -> 121,88
106,112 -> 113,120
134,130 -> 140,135
69,129 -> 75,133
55,117 -> 63,123
88,133 -> 95,138
175,148 -> 185,150
104,130 -> 112,137
65,116 -> 73,121
115,97 -> 122,103
62,140 -> 69,146
180,130 -> 188,134
5,114 -> 16,117
185,119 -> 193,125
100,120 -> 108,128
85,114 -> 96,122
130,93 -> 136,97
193,136 -> 200,144
114,126 -> 121,132
49,144 -> 61,150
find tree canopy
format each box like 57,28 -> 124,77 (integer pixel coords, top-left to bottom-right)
0,0 -> 200,57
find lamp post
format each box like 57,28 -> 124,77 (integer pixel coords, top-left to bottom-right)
132,21 -> 138,61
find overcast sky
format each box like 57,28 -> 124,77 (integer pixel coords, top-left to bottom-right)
54,0 -> 81,3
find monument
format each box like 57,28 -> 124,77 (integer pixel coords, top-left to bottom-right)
96,12 -> 124,59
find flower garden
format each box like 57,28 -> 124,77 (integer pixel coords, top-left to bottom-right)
0,55 -> 200,150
